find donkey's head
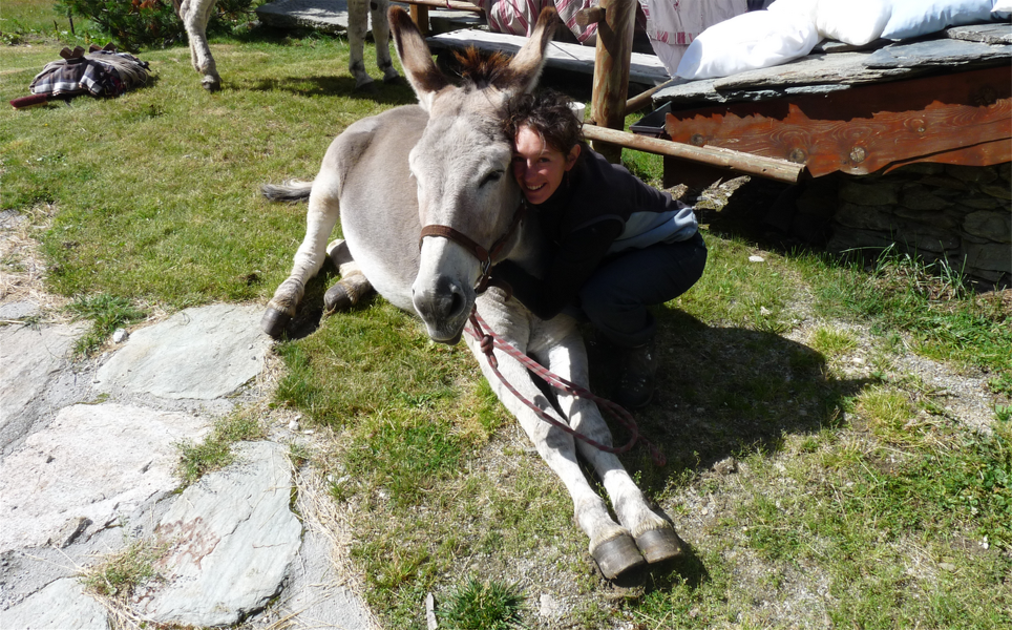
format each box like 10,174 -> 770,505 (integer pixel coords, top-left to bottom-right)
389,6 -> 557,344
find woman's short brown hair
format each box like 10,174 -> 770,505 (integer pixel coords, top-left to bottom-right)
502,89 -> 584,154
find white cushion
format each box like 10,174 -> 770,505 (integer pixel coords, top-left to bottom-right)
675,10 -> 820,79
815,0 -> 891,46
882,0 -> 996,40
767,0 -> 819,22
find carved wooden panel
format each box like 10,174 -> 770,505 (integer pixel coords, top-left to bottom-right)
664,66 -> 1011,177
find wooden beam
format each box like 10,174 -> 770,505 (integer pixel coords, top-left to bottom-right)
590,0 -> 636,163
624,79 -> 676,115
401,0 -> 482,12
582,124 -> 806,184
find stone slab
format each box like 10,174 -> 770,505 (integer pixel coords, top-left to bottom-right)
94,303 -> 270,400
0,403 -> 208,552
0,577 -> 109,630
138,441 -> 302,627
0,321 -> 88,456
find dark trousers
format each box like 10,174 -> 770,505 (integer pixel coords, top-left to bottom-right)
572,231 -> 707,348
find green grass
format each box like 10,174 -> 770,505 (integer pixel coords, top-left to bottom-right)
437,577 -> 527,630
3,7 -> 1010,629
80,537 -> 167,599
175,411 -> 266,485
65,293 -> 146,355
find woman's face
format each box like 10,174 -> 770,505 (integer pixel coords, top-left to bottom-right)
512,125 -> 580,205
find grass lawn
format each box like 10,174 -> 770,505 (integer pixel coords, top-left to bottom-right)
2,4 -> 1010,629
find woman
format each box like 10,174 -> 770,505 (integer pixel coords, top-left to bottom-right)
492,89 -> 707,409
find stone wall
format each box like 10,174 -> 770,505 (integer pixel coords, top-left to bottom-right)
790,162 -> 1011,288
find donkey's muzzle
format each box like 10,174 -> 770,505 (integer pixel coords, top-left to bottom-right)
412,274 -> 471,344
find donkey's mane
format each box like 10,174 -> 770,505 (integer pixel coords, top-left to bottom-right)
452,48 -> 516,88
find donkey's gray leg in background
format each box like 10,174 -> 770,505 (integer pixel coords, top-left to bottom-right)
468,294 -> 647,580
324,239 -> 374,313
535,318 -> 683,565
178,0 -> 221,91
262,174 -> 342,338
369,0 -> 400,82
346,0 -> 374,88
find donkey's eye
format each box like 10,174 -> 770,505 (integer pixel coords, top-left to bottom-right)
481,169 -> 504,187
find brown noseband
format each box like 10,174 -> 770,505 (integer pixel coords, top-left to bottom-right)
418,201 -> 527,294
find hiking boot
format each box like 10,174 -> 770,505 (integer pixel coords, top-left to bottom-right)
616,340 -> 657,410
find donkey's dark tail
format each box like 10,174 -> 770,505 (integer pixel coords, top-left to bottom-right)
261,180 -> 313,203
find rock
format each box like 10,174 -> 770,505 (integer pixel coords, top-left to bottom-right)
0,321 -> 88,455
980,184 -> 1012,201
957,196 -> 1003,210
892,207 -> 958,230
834,203 -> 899,231
964,242 -> 1012,274
945,164 -> 998,185
1,577 -> 109,630
839,181 -> 898,207
94,303 -> 270,400
964,211 -> 1012,243
0,403 -> 208,552
0,299 -> 40,320
138,441 -> 302,627
112,328 -> 128,343
899,186 -> 951,211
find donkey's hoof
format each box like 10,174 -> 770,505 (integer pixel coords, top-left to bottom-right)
261,307 -> 292,338
324,283 -> 353,313
635,526 -> 683,564
202,78 -> 221,93
591,534 -> 646,580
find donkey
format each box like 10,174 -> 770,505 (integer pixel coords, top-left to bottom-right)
174,0 -> 398,91
260,6 -> 683,579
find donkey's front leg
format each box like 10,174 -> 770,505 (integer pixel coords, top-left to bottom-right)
323,239 -> 374,313
534,318 -> 683,565
262,177 -> 341,338
177,0 -> 221,91
468,295 -> 646,579
347,0 -> 374,89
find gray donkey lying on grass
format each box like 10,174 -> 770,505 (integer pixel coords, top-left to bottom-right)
260,6 -> 683,579
174,0 -> 398,91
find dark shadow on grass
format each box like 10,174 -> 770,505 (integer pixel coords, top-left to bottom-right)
585,308 -> 873,491
274,258 -> 377,341
246,74 -> 416,104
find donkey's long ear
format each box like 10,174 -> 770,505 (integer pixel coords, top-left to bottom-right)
389,7 -> 449,111
501,8 -> 559,95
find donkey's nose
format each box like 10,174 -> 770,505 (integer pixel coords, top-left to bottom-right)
412,274 -> 469,341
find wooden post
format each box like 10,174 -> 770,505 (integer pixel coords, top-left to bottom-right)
411,5 -> 430,36
590,0 -> 636,163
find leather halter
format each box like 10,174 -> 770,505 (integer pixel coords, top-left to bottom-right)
418,200 -> 527,294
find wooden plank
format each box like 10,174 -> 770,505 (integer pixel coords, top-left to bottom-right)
662,65 -> 1012,177
426,29 -> 670,85
395,0 -> 482,13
